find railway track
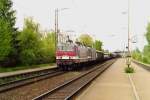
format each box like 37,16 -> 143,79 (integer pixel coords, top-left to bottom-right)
0,68 -> 64,93
0,67 -> 58,85
0,70 -> 81,99
33,59 -> 116,100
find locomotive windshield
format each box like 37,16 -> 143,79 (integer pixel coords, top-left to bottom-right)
57,43 -> 74,51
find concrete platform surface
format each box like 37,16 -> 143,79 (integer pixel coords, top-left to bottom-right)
131,62 -> 150,100
75,59 -> 135,100
0,65 -> 56,78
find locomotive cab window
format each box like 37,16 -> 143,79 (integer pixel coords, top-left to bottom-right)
57,43 -> 74,51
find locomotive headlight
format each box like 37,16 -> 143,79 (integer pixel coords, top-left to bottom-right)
56,56 -> 62,59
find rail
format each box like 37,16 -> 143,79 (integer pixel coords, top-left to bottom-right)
0,68 -> 64,93
32,59 -> 116,100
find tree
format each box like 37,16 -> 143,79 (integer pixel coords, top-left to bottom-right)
18,18 -> 42,65
143,45 -> 150,64
146,23 -> 150,45
132,48 -> 142,61
41,32 -> 56,63
79,34 -> 93,47
0,0 -> 17,66
93,40 -> 103,51
142,23 -> 150,64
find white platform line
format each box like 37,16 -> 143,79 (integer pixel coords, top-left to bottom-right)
128,74 -> 140,100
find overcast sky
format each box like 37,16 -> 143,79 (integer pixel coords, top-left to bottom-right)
12,0 -> 149,51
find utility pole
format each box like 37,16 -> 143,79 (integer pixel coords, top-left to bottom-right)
127,0 -> 131,68
55,9 -> 57,51
128,0 -> 130,55
54,8 -> 69,57
55,8 -> 58,55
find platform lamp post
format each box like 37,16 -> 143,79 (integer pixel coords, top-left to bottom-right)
128,0 -> 131,62
122,0 -> 131,68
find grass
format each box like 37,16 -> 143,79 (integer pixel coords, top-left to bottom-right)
125,66 -> 135,73
0,63 -> 55,73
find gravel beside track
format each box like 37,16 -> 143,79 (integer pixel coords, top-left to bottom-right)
33,59 -> 116,100
0,71 -> 81,100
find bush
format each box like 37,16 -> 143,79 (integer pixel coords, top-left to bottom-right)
18,18 -> 44,65
125,67 -> 135,73
132,48 -> 142,61
18,18 -> 56,65
40,32 -> 56,63
142,56 -> 149,64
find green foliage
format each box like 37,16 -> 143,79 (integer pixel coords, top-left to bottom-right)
0,0 -> 17,66
125,66 -> 135,73
146,23 -> 150,45
18,17 -> 56,65
18,18 -> 43,65
79,34 -> 94,47
41,32 -> 56,63
142,56 -> 149,64
0,0 -> 58,68
93,40 -> 103,51
140,23 -> 150,64
132,48 -> 142,61
143,45 -> 150,64
0,19 -> 12,61
131,22 -> 150,65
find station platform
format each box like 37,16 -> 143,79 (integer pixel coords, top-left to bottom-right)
131,62 -> 150,100
75,58 -> 150,100
0,65 -> 56,78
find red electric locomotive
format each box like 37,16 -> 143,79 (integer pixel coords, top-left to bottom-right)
56,41 -> 104,70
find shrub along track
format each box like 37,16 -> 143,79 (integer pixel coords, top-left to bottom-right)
33,59 -> 116,100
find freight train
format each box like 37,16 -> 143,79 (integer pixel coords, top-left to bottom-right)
56,41 -> 116,70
